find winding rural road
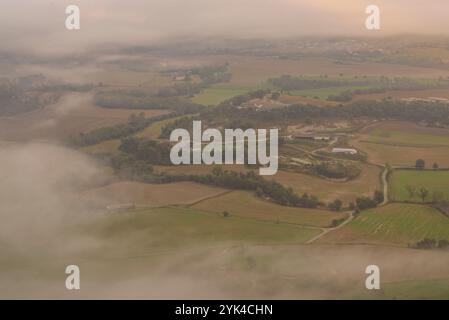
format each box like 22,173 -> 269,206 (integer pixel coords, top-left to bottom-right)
305,211 -> 355,244
380,166 -> 389,206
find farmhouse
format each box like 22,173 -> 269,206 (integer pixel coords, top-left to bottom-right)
331,147 -> 358,155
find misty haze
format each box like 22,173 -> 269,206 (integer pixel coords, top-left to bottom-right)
1,0 -> 449,300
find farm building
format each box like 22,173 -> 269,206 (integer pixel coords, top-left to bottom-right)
294,135 -> 331,141
173,75 -> 187,81
331,147 -> 358,155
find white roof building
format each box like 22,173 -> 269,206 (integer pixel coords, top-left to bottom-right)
331,148 -> 358,155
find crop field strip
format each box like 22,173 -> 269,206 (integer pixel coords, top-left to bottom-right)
319,204 -> 449,245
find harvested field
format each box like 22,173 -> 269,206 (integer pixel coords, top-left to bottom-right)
270,164 -> 382,205
80,181 -> 228,207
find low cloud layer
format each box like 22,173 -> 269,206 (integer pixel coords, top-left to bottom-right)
1,0 -> 449,56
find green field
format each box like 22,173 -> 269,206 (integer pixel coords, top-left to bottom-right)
90,206 -> 321,252
80,139 -> 121,154
192,190 -> 347,228
364,129 -> 449,147
391,170 -> 449,202
320,203 -> 449,245
348,279 -> 449,300
136,115 -> 185,139
191,84 -> 264,105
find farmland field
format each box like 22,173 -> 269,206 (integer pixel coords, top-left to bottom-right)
80,181 -> 229,207
192,190 -> 348,227
390,170 -> 449,202
353,121 -> 449,167
136,115 -> 186,140
348,279 -> 449,300
319,203 -> 449,245
359,121 -> 449,147
290,85 -> 371,100
192,84 -> 263,105
0,92 -> 170,142
353,141 -> 449,167
154,164 -> 381,205
353,88 -> 449,102
92,206 -> 322,248
80,139 -> 121,155
278,94 -> 338,107
271,164 -> 382,204
224,56 -> 449,86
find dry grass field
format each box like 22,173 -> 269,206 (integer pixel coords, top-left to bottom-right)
353,121 -> 449,167
80,139 -> 121,155
353,88 -> 449,102
80,181 -> 228,207
225,56 -> 449,86
270,164 -> 382,205
0,92 -> 170,142
154,164 -> 381,205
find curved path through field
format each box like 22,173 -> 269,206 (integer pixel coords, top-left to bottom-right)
305,211 -> 355,244
380,166 -> 389,206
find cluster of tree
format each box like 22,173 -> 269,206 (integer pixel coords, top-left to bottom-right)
352,190 -> 384,211
328,199 -> 343,211
94,90 -> 205,113
156,82 -> 204,98
409,238 -> 449,250
415,159 -> 440,170
209,99 -> 449,127
155,64 -> 231,98
404,185 -> 447,203
214,89 -> 271,109
0,79 -> 58,116
167,167 -> 320,208
118,136 -> 172,165
313,162 -> 361,180
110,153 -> 155,180
71,113 -> 174,146
330,217 -> 347,227
189,64 -> 231,84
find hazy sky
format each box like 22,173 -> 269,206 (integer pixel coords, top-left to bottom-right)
1,0 -> 448,55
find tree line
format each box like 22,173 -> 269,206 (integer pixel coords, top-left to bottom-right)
209,99 -> 449,127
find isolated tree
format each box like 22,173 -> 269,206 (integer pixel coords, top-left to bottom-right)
415,159 -> 425,170
329,199 -> 343,212
271,92 -> 280,100
222,211 -> 230,218
419,187 -> 429,203
405,185 -> 417,200
374,190 -> 384,204
433,162 -> 439,170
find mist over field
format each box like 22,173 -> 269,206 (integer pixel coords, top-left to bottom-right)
1,0 -> 449,55
1,0 -> 449,301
